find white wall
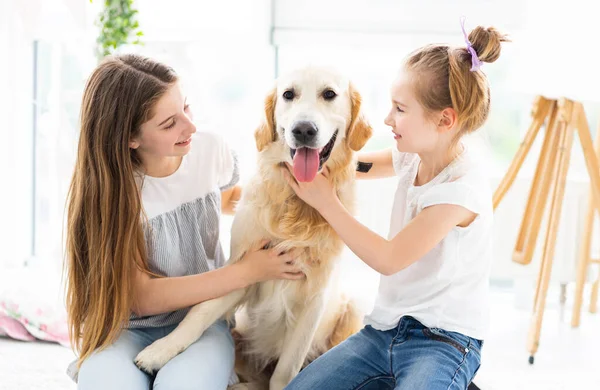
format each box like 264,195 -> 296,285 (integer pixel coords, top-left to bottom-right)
273,0 -> 523,37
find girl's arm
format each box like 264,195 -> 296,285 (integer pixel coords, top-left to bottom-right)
318,199 -> 475,275
283,167 -> 476,276
132,241 -> 303,317
356,149 -> 395,179
221,185 -> 242,215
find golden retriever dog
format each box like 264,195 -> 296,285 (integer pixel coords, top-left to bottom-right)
134,67 -> 372,390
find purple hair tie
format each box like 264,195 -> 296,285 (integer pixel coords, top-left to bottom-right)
461,16 -> 482,72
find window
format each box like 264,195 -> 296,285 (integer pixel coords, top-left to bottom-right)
0,2 -> 35,268
31,40 -> 94,262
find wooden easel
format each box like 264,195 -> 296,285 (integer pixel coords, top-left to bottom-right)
571,120 -> 600,328
493,96 -> 600,364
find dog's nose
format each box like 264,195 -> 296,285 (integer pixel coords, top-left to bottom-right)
291,121 -> 318,144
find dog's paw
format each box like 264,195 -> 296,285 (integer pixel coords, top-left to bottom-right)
134,339 -> 183,375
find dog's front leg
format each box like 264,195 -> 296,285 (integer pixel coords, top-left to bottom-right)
134,288 -> 246,374
269,293 -> 326,390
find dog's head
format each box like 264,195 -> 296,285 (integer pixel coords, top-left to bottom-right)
255,67 -> 372,182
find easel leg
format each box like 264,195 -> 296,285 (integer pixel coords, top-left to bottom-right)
514,102 -> 560,265
571,115 -> 600,327
591,275 -> 599,314
571,195 -> 594,327
528,119 -> 564,308
576,105 -> 600,224
574,105 -> 600,320
493,97 -> 553,209
530,112 -> 562,310
526,99 -> 576,364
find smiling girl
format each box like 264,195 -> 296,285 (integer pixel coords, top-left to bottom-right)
284,21 -> 508,390
65,54 -> 304,389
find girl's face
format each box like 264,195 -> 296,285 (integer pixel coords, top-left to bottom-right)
130,82 -> 196,164
384,71 -> 441,154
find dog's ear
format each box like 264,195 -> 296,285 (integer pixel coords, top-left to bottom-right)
255,88 -> 277,152
347,83 -> 373,151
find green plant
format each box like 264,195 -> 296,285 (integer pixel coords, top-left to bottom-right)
92,0 -> 144,59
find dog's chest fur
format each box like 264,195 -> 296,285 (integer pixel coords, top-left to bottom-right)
230,164 -> 356,368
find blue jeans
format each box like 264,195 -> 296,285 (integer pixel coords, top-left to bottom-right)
285,316 -> 482,390
74,320 -> 235,390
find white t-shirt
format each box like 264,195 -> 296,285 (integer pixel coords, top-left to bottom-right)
140,131 -> 237,220
364,146 -> 493,340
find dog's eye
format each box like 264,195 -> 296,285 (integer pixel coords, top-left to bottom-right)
323,89 -> 337,101
283,90 -> 295,101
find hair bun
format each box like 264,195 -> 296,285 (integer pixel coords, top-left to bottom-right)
468,26 -> 510,64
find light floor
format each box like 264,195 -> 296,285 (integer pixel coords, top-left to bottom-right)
1,287 -> 599,390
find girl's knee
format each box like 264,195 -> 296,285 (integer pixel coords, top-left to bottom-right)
154,322 -> 235,389
76,332 -> 150,389
78,354 -> 150,389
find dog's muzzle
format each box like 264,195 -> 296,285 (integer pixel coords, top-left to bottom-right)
291,121 -> 318,147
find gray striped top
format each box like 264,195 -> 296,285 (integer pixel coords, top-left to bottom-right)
129,131 -> 239,329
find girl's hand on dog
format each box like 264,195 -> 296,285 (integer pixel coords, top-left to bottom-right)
282,164 -> 337,212
238,239 -> 305,284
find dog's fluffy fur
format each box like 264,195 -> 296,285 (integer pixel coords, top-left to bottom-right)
134,67 -> 372,390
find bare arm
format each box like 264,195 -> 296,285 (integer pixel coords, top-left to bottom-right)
221,185 -> 242,215
318,201 -> 476,275
283,161 -> 477,277
132,264 -> 249,317
132,242 -> 304,317
356,149 -> 395,179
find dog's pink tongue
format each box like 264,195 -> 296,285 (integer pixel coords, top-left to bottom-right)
293,148 -> 319,182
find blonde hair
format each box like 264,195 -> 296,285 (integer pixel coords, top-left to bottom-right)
65,54 -> 177,366
405,26 -> 509,139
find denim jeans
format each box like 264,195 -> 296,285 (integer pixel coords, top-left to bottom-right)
285,316 -> 482,390
72,320 -> 235,390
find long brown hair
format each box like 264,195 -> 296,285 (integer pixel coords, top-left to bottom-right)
405,25 -> 509,138
65,54 -> 177,365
